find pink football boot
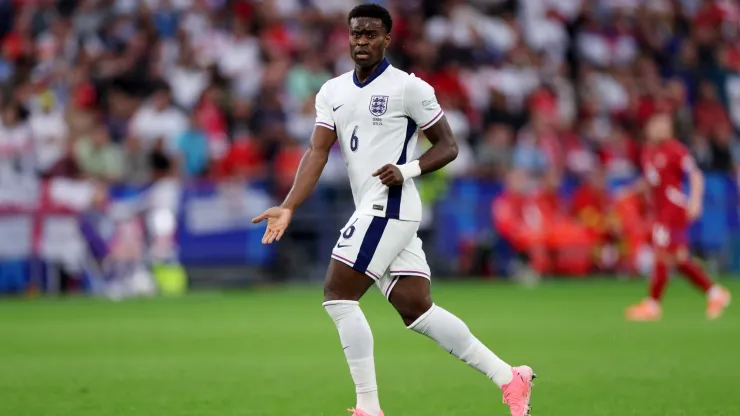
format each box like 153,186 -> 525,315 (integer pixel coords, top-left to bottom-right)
707,286 -> 731,320
501,366 -> 536,416
625,298 -> 662,321
348,408 -> 383,416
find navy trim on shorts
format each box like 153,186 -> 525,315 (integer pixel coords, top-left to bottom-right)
386,117 -> 418,219
353,217 -> 389,273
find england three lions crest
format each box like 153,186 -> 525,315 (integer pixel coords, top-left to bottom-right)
369,95 -> 389,116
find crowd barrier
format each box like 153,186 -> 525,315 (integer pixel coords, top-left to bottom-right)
1,174 -> 739,294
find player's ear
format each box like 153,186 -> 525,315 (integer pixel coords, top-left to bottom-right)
385,34 -> 391,49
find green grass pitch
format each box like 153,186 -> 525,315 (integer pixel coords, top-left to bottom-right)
1,278 -> 738,416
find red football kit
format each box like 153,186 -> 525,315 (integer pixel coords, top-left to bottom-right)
640,138 -> 695,252
627,138 -> 730,320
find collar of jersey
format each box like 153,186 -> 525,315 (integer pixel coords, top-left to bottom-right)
353,58 -> 391,88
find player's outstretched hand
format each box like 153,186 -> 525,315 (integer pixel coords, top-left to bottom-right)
373,164 -> 404,187
251,206 -> 293,244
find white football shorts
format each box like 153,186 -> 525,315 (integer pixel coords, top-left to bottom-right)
331,212 -> 431,299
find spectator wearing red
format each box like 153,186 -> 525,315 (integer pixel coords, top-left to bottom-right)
492,170 -> 594,276
215,135 -> 266,181
694,80 -> 731,137
528,86 -> 558,124
571,168 -> 624,271
194,86 -> 229,160
571,168 -> 611,239
613,190 -> 652,274
429,60 -> 472,119
274,140 -> 303,198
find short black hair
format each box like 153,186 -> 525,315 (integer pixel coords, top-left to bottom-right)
348,3 -> 393,34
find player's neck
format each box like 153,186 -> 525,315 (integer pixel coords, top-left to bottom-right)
354,58 -> 385,84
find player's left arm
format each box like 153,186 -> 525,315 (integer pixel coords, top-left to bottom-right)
373,77 -> 458,186
683,152 -> 704,221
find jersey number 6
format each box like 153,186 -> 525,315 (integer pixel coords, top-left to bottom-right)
343,218 -> 358,239
350,126 -> 359,152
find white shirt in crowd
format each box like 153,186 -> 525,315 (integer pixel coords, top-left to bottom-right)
218,34 -> 263,99
0,120 -> 38,206
29,110 -> 69,173
169,66 -> 210,110
426,3 -> 517,54
129,104 -> 188,151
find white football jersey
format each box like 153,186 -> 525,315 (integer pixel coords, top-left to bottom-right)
315,58 -> 445,222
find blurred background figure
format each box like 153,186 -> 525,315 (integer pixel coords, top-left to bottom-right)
623,113 -> 731,321
492,169 -> 594,282
0,0 -> 739,296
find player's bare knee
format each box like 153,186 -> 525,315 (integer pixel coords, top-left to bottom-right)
323,260 -> 374,302
323,279 -> 362,302
399,298 -> 433,326
323,284 -> 343,302
389,279 -> 433,325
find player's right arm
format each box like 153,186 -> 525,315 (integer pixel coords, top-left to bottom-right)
252,84 -> 338,244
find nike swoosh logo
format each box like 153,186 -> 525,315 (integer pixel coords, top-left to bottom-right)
336,243 -> 352,248
343,345 -> 350,350
333,104 -> 344,112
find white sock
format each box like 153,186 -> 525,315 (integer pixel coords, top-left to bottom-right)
408,304 -> 514,387
324,300 -> 382,416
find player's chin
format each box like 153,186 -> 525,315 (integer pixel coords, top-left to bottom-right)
353,53 -> 374,65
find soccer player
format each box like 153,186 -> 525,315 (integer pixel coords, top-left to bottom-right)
624,113 -> 731,321
251,4 -> 535,416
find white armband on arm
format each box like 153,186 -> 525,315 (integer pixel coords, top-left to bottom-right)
397,160 -> 421,181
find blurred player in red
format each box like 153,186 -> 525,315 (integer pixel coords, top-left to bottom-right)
623,113 -> 731,321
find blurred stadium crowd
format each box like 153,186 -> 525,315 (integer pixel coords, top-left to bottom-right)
1,0 -> 740,291
1,0 -> 739,191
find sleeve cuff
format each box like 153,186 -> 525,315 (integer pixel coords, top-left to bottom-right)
315,122 -> 335,130
419,110 -> 444,130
